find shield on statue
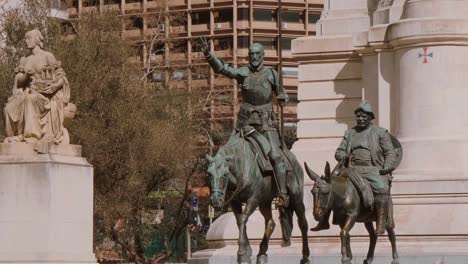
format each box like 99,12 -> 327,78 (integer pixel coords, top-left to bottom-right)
389,134 -> 403,170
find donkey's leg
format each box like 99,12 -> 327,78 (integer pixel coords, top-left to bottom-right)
339,216 -> 356,264
363,222 -> 377,264
295,202 -> 310,264
346,233 -> 352,260
387,227 -> 399,264
236,200 -> 257,264
256,204 -> 275,264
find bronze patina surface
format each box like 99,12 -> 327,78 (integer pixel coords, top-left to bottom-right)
305,100 -> 402,264
202,37 -> 310,264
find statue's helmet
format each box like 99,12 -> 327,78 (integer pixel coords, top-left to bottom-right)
354,100 -> 375,120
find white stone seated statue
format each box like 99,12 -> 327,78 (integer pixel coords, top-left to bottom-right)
3,29 -> 76,153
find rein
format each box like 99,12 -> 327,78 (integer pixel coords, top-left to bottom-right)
223,173 -> 242,206
221,137 -> 249,205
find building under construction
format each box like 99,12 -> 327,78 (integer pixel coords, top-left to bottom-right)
67,0 -> 323,147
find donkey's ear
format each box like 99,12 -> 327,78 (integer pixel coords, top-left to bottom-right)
304,162 -> 320,182
205,154 -> 215,163
324,162 -> 331,182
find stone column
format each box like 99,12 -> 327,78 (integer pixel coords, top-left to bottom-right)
385,0 -> 468,246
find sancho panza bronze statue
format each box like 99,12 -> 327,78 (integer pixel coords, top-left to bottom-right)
305,100 -> 401,264
200,37 -> 290,207
311,100 -> 398,235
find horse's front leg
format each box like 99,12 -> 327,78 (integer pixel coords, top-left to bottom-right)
256,203 -> 275,264
295,201 -> 310,264
363,222 -> 377,264
233,199 -> 258,264
387,227 -> 399,264
339,215 -> 356,264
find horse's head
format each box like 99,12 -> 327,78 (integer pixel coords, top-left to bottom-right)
206,153 -> 233,208
304,162 -> 332,222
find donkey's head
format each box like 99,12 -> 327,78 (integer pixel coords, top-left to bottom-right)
206,153 -> 233,208
304,162 -> 332,222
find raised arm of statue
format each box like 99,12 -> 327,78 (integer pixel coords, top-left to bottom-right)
198,37 -> 244,81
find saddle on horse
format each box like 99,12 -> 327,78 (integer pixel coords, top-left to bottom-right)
241,132 -> 292,174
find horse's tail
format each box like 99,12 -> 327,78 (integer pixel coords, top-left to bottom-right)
283,148 -> 304,190
279,149 -> 304,244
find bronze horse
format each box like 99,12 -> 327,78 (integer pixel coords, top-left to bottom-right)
304,162 -> 399,264
206,134 -> 310,264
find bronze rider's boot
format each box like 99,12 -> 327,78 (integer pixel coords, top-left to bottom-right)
274,162 -> 289,208
310,209 -> 331,231
375,194 -> 389,235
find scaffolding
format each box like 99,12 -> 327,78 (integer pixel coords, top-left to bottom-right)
67,0 -> 324,148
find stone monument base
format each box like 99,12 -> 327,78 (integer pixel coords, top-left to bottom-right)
0,143 -> 96,263
194,211 -> 468,263
196,198 -> 468,263
190,237 -> 468,264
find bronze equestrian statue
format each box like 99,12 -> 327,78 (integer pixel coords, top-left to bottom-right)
202,38 -> 310,264
200,37 -> 289,208
207,135 -> 309,264
305,101 -> 402,264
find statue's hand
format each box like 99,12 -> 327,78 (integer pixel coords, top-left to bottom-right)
43,82 -> 60,94
279,99 -> 287,107
379,168 -> 392,175
198,36 -> 210,55
342,153 -> 350,165
277,94 -> 289,107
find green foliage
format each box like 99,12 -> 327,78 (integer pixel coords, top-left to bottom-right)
0,0 -> 51,134
0,3 -> 207,262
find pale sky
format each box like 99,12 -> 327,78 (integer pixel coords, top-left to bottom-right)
3,0 -> 20,9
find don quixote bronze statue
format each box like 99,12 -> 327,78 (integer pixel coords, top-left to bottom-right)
203,37 -> 310,264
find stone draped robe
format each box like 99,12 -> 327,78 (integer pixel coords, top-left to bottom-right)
4,51 -> 70,144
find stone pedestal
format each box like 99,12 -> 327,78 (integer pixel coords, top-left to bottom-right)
0,143 -> 96,263
317,0 -> 375,36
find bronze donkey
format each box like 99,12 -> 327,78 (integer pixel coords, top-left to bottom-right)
304,162 -> 399,264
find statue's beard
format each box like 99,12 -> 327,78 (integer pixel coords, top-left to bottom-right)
250,59 -> 262,68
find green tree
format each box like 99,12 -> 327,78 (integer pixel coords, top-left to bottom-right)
0,1 -> 210,263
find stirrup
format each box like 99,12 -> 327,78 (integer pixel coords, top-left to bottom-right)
275,193 -> 289,208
